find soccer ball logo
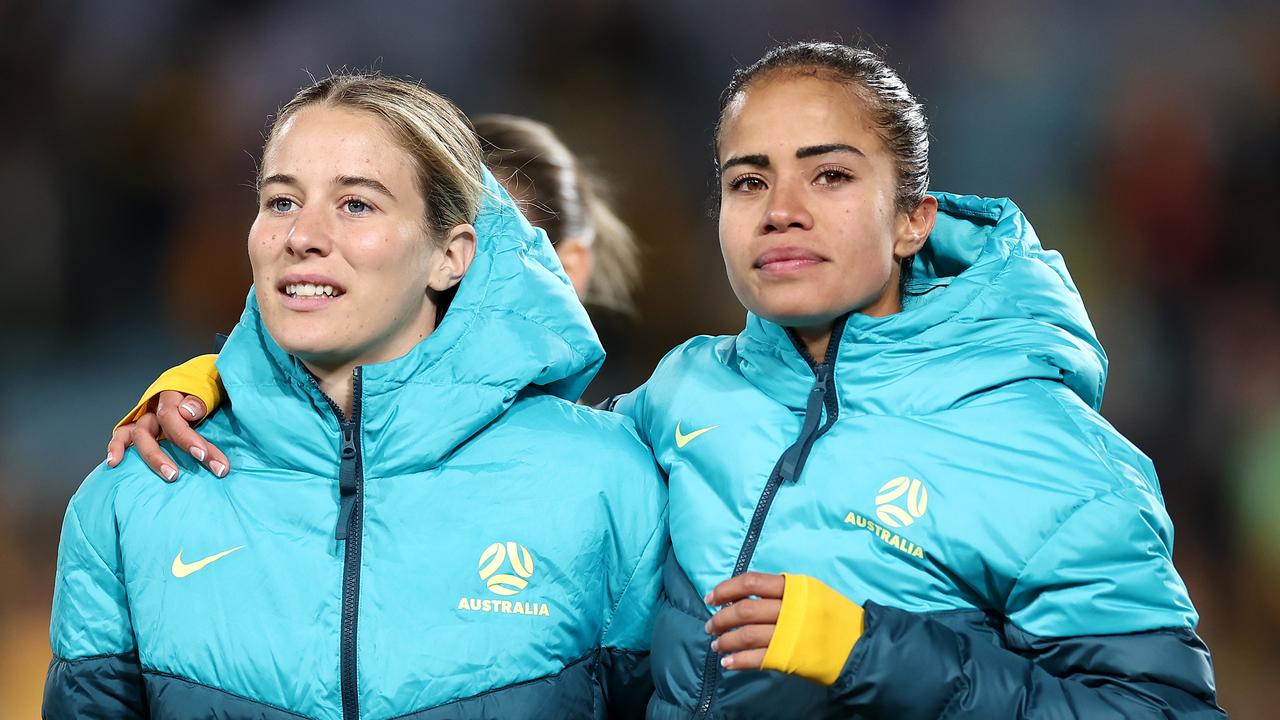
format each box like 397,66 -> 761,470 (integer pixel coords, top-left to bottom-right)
875,476 -> 929,528
478,541 -> 536,596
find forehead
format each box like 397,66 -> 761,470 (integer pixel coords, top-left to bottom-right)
263,105 -> 417,181
719,74 -> 883,160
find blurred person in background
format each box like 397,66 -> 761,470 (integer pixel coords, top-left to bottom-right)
474,113 -> 639,317
97,41 -> 1225,718
44,72 -> 666,719
473,113 -> 641,399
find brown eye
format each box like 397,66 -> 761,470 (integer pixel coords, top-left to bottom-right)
815,169 -> 853,185
729,175 -> 766,192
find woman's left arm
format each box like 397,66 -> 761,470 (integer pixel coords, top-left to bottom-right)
44,475 -> 148,718
708,487 -> 1226,719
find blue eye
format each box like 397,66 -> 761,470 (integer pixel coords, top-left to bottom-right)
344,199 -> 369,214
269,197 -> 295,212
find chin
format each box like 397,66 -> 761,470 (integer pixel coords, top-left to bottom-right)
746,291 -> 843,329
263,314 -> 346,359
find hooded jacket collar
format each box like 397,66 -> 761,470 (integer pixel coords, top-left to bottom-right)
736,192 -> 1107,415
214,169 -> 603,476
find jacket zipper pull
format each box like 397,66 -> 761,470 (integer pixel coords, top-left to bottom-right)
778,364 -> 830,483
335,421 -> 358,540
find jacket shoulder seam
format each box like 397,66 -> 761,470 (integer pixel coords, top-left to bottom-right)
1025,379 -> 1137,490
51,649 -> 137,664
65,499 -> 120,581
1003,487 -> 1128,612
600,500 -> 670,648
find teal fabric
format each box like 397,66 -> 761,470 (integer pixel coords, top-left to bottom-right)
47,170 -> 668,719
620,192 -> 1209,716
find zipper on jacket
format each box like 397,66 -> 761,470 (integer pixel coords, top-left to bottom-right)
693,316 -> 847,718
311,369 -> 366,720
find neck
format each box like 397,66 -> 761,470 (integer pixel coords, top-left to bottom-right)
793,324 -> 834,363
790,279 -> 906,363
305,361 -> 358,419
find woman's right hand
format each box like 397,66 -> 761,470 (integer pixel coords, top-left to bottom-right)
106,390 -> 229,482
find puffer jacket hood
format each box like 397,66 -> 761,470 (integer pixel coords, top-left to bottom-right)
217,168 -> 605,476
738,191 -> 1107,415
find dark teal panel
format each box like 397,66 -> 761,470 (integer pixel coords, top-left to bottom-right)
44,652 -> 148,719
827,602 -> 1227,719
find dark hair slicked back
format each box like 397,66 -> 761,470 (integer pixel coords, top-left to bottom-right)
715,41 -> 929,213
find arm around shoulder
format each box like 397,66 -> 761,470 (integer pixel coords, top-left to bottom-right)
116,353 -> 223,429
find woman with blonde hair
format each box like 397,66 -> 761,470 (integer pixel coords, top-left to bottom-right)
45,73 -> 666,719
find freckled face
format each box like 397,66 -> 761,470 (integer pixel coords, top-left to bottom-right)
717,74 -> 914,327
248,105 -> 442,370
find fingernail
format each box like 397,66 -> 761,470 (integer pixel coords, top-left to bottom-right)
704,620 -> 713,634
710,639 -> 719,651
720,656 -> 733,669
106,451 -> 115,466
210,461 -> 227,478
704,592 -> 713,605
189,445 -> 206,462
181,402 -> 200,419
161,464 -> 178,482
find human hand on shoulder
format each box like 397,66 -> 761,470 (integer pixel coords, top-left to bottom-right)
107,390 -> 228,482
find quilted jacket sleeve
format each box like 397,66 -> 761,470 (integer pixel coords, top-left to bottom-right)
44,473 -> 147,719
825,487 -> 1223,718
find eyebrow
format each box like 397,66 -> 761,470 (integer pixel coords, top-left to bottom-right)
721,153 -> 770,171
795,143 -> 865,159
258,173 -> 397,200
721,143 -> 866,172
336,175 -> 396,200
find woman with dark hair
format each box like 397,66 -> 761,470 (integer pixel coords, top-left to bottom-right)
100,42 -> 1222,718
618,42 -> 1222,718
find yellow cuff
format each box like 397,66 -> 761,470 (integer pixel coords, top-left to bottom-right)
760,573 -> 864,686
115,354 -> 224,430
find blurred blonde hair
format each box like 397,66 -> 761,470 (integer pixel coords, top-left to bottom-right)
265,72 -> 486,239
474,114 -> 639,314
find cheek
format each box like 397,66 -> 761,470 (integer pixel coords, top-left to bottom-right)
717,208 -> 753,265
245,223 -> 279,277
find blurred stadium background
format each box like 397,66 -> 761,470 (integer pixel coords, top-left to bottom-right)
2,1 -> 1278,716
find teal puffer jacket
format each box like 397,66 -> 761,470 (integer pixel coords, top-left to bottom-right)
620,192 -> 1222,719
45,172 -> 669,719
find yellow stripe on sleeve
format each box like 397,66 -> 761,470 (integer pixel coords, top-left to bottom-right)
115,354 -> 223,430
760,573 -> 864,686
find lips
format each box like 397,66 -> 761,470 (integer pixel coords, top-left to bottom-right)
753,246 -> 826,274
277,273 -> 347,311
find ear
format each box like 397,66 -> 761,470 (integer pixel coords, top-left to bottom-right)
427,223 -> 477,292
555,237 -> 595,299
893,195 -> 937,260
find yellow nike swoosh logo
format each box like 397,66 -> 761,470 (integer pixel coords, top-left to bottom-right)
675,422 -> 718,449
171,545 -> 245,578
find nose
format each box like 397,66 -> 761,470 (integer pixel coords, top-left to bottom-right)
761,180 -> 814,234
284,205 -> 333,258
